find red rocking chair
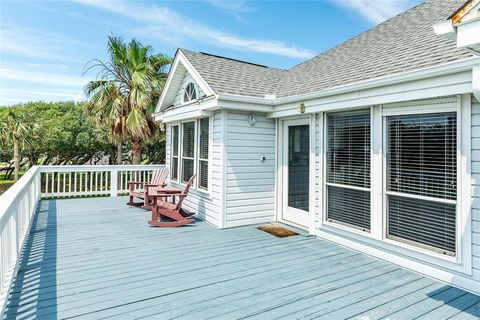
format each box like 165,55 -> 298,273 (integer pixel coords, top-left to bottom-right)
127,168 -> 169,209
148,174 -> 196,227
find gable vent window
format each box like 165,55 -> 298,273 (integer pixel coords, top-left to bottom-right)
386,112 -> 457,256
326,109 -> 371,231
183,83 -> 197,103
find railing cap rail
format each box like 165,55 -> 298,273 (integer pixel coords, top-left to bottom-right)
39,164 -> 165,172
0,166 -> 40,224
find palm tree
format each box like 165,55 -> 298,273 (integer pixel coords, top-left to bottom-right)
0,108 -> 39,181
84,35 -> 171,164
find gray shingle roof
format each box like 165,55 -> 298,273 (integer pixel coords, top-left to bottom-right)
180,0 -> 473,99
180,49 -> 287,97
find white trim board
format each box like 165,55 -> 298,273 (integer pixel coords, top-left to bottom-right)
156,49 -> 215,112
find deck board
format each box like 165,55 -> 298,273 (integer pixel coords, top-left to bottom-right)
3,197 -> 480,319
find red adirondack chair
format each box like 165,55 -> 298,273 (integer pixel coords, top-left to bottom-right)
148,174 -> 196,227
127,168 -> 169,209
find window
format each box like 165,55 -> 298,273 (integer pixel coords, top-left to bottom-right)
182,121 -> 195,183
171,126 -> 179,181
198,118 -> 209,190
170,118 -> 210,190
386,112 -> 457,256
183,83 -> 197,103
326,109 -> 371,231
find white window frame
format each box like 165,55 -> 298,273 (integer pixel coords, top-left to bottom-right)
197,117 -> 210,191
181,120 -> 197,184
322,108 -> 372,234
169,117 -> 212,193
317,95 -> 471,275
381,101 -> 462,261
170,125 -> 180,182
182,82 -> 198,104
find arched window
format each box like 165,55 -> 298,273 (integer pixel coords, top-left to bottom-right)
183,82 -> 197,103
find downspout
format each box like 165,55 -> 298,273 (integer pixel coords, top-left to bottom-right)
473,65 -> 480,101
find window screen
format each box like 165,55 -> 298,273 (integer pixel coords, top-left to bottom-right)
198,118 -> 209,190
182,122 -> 195,182
171,126 -> 179,181
386,112 -> 457,255
326,109 -> 371,231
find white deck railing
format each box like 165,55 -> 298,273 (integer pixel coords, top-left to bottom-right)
0,164 -> 164,315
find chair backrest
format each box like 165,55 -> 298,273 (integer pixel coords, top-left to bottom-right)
175,174 -> 196,210
151,168 -> 169,186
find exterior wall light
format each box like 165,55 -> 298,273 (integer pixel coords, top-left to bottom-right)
299,103 -> 305,113
248,113 -> 256,126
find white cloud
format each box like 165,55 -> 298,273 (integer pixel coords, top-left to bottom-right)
331,0 -> 419,24
205,0 -> 254,14
0,26 -> 84,62
0,67 -> 91,105
0,88 -> 85,105
74,0 -> 315,59
0,68 -> 92,87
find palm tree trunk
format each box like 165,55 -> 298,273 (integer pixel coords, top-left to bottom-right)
13,139 -> 20,182
132,140 -> 142,164
117,143 -> 122,165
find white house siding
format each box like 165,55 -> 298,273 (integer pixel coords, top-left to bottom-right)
173,72 -> 206,106
308,95 -> 480,294
470,96 -> 480,280
225,110 -> 276,227
165,111 -> 223,227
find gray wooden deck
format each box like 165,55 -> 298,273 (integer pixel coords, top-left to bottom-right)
3,197 -> 480,319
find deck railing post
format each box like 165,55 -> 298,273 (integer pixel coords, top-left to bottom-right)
110,169 -> 118,197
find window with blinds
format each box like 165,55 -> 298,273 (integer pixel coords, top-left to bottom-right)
171,125 -> 179,181
386,112 -> 457,256
326,109 -> 371,231
182,121 -> 195,183
198,118 -> 209,190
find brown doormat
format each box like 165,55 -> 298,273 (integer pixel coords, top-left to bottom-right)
257,224 -> 298,238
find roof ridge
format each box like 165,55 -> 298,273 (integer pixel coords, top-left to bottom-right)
179,48 -> 287,72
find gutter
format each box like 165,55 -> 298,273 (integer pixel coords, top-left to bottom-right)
154,56 -> 480,122
217,57 -> 480,106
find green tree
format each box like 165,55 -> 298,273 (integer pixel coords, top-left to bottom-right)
84,35 -> 171,164
0,108 -> 40,181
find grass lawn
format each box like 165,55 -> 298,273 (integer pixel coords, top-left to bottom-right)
0,173 -> 23,195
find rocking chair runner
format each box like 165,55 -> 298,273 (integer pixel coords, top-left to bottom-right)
148,174 -> 196,227
127,168 -> 169,209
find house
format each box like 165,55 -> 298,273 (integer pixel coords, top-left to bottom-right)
154,0 -> 480,295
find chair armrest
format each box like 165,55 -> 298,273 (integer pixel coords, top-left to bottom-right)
145,184 -> 166,188
127,181 -> 145,187
152,193 -> 187,198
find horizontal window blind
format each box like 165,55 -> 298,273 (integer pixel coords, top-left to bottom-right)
199,118 -> 209,190
182,122 -> 195,182
326,109 -> 371,231
172,126 -> 179,157
171,126 -> 179,181
388,195 -> 456,255
327,110 -> 370,188
386,112 -> 457,255
182,159 -> 194,183
387,113 -> 457,200
199,118 -> 209,160
182,122 -> 195,158
327,186 -> 370,231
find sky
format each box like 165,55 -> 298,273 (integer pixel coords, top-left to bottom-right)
0,0 -> 422,106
